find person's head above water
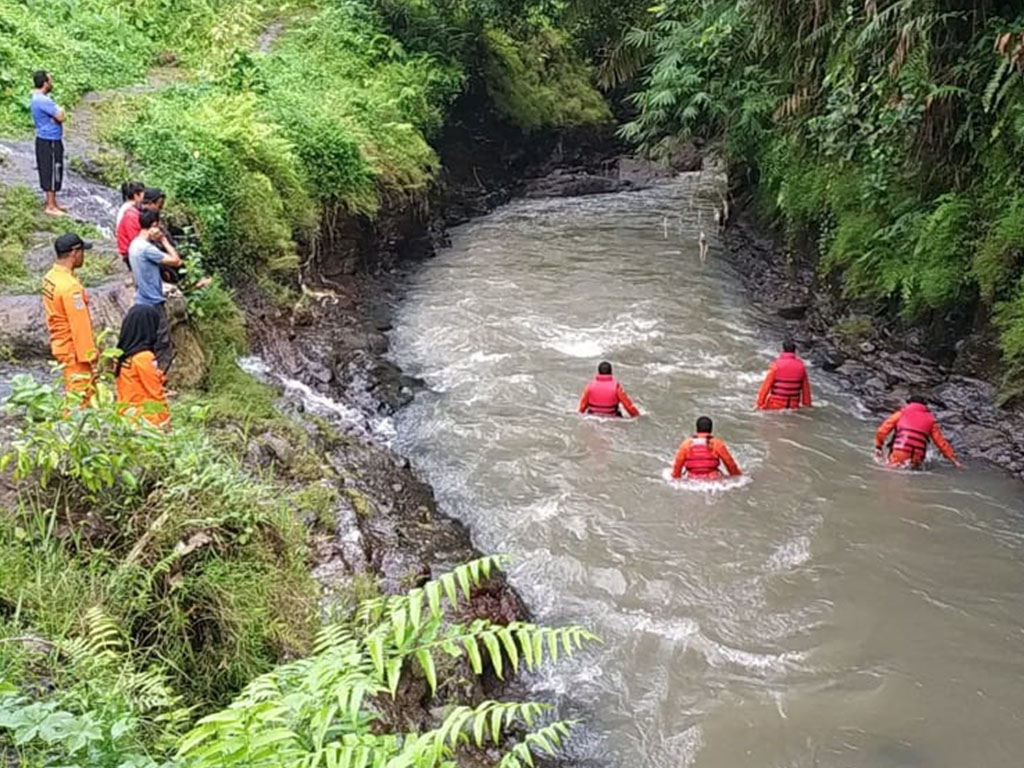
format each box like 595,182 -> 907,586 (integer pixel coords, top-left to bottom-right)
696,416 -> 713,434
907,394 -> 928,406
782,339 -> 796,353
598,361 -> 612,376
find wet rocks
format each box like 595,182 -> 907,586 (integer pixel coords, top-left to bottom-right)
523,168 -> 630,199
777,304 -> 809,320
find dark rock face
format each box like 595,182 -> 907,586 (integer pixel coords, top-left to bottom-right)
723,208 -> 1024,480
522,169 -> 630,199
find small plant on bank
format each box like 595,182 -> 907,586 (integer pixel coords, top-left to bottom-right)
176,555 -> 596,768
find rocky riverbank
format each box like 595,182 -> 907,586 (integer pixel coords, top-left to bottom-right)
245,99 -> 654,601
723,205 -> 1024,479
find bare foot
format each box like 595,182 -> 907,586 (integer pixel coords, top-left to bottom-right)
56,204 -> 68,212
43,208 -> 66,217
165,389 -> 179,399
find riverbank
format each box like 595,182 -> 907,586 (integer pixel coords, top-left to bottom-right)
0,2 -> 623,763
723,202 -> 1024,479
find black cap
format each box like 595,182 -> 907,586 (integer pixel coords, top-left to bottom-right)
142,187 -> 164,203
54,233 -> 93,255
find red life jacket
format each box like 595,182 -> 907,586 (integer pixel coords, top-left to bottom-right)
585,374 -> 620,417
684,434 -> 721,476
769,352 -> 807,408
891,402 -> 935,463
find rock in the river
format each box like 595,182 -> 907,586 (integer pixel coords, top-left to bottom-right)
523,169 -> 629,199
777,304 -> 809,320
616,156 -> 676,187
959,425 -> 1007,454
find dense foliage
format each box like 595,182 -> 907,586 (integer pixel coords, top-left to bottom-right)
622,1 -> 1024,395
2,0 -> 614,278
0,369 -> 319,709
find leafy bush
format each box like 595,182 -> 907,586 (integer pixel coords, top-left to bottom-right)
1,371 -> 317,708
106,87 -> 313,275
0,0 -> 151,134
482,26 -> 611,131
176,556 -> 594,768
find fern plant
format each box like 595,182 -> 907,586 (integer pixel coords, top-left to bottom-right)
0,607 -> 184,768
176,556 -> 596,768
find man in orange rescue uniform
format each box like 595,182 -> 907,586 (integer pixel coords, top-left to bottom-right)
756,340 -> 812,410
579,361 -> 640,418
42,233 -> 96,397
672,416 -> 743,481
875,395 -> 962,469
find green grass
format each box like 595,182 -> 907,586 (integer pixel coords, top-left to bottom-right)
0,185 -> 109,291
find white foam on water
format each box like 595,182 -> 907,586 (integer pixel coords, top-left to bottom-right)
237,356 -> 394,442
608,611 -> 801,675
418,350 -> 511,392
537,314 -> 663,359
660,467 -> 753,494
767,535 -> 813,572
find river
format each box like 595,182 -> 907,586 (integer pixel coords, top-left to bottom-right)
388,175 -> 1024,767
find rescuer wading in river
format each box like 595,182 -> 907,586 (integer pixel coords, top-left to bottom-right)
579,361 -> 640,418
875,396 -> 962,469
672,417 -> 743,481
756,339 -> 812,410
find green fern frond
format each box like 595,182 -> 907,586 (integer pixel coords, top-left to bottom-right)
498,719 -> 578,768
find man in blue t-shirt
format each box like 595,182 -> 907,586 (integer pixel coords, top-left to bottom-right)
128,209 -> 183,373
30,70 -> 66,216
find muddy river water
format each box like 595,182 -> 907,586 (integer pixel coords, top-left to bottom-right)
388,175 -> 1024,767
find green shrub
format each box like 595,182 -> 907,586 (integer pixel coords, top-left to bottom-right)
108,87 -> 313,275
0,558 -> 594,768
482,26 -> 610,131
1,371 -> 317,709
0,0 -> 151,135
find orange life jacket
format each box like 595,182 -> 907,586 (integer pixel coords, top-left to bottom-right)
891,402 -> 935,464
684,434 -> 722,477
585,374 -> 620,417
769,352 -> 806,408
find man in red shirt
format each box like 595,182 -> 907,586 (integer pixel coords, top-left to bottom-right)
117,187 -> 165,265
578,361 -> 640,418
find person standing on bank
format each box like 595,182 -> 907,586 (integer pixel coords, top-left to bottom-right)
30,71 -> 66,217
128,209 -> 181,373
115,305 -> 170,428
42,233 -> 96,397
117,187 -> 165,264
116,181 -> 145,229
